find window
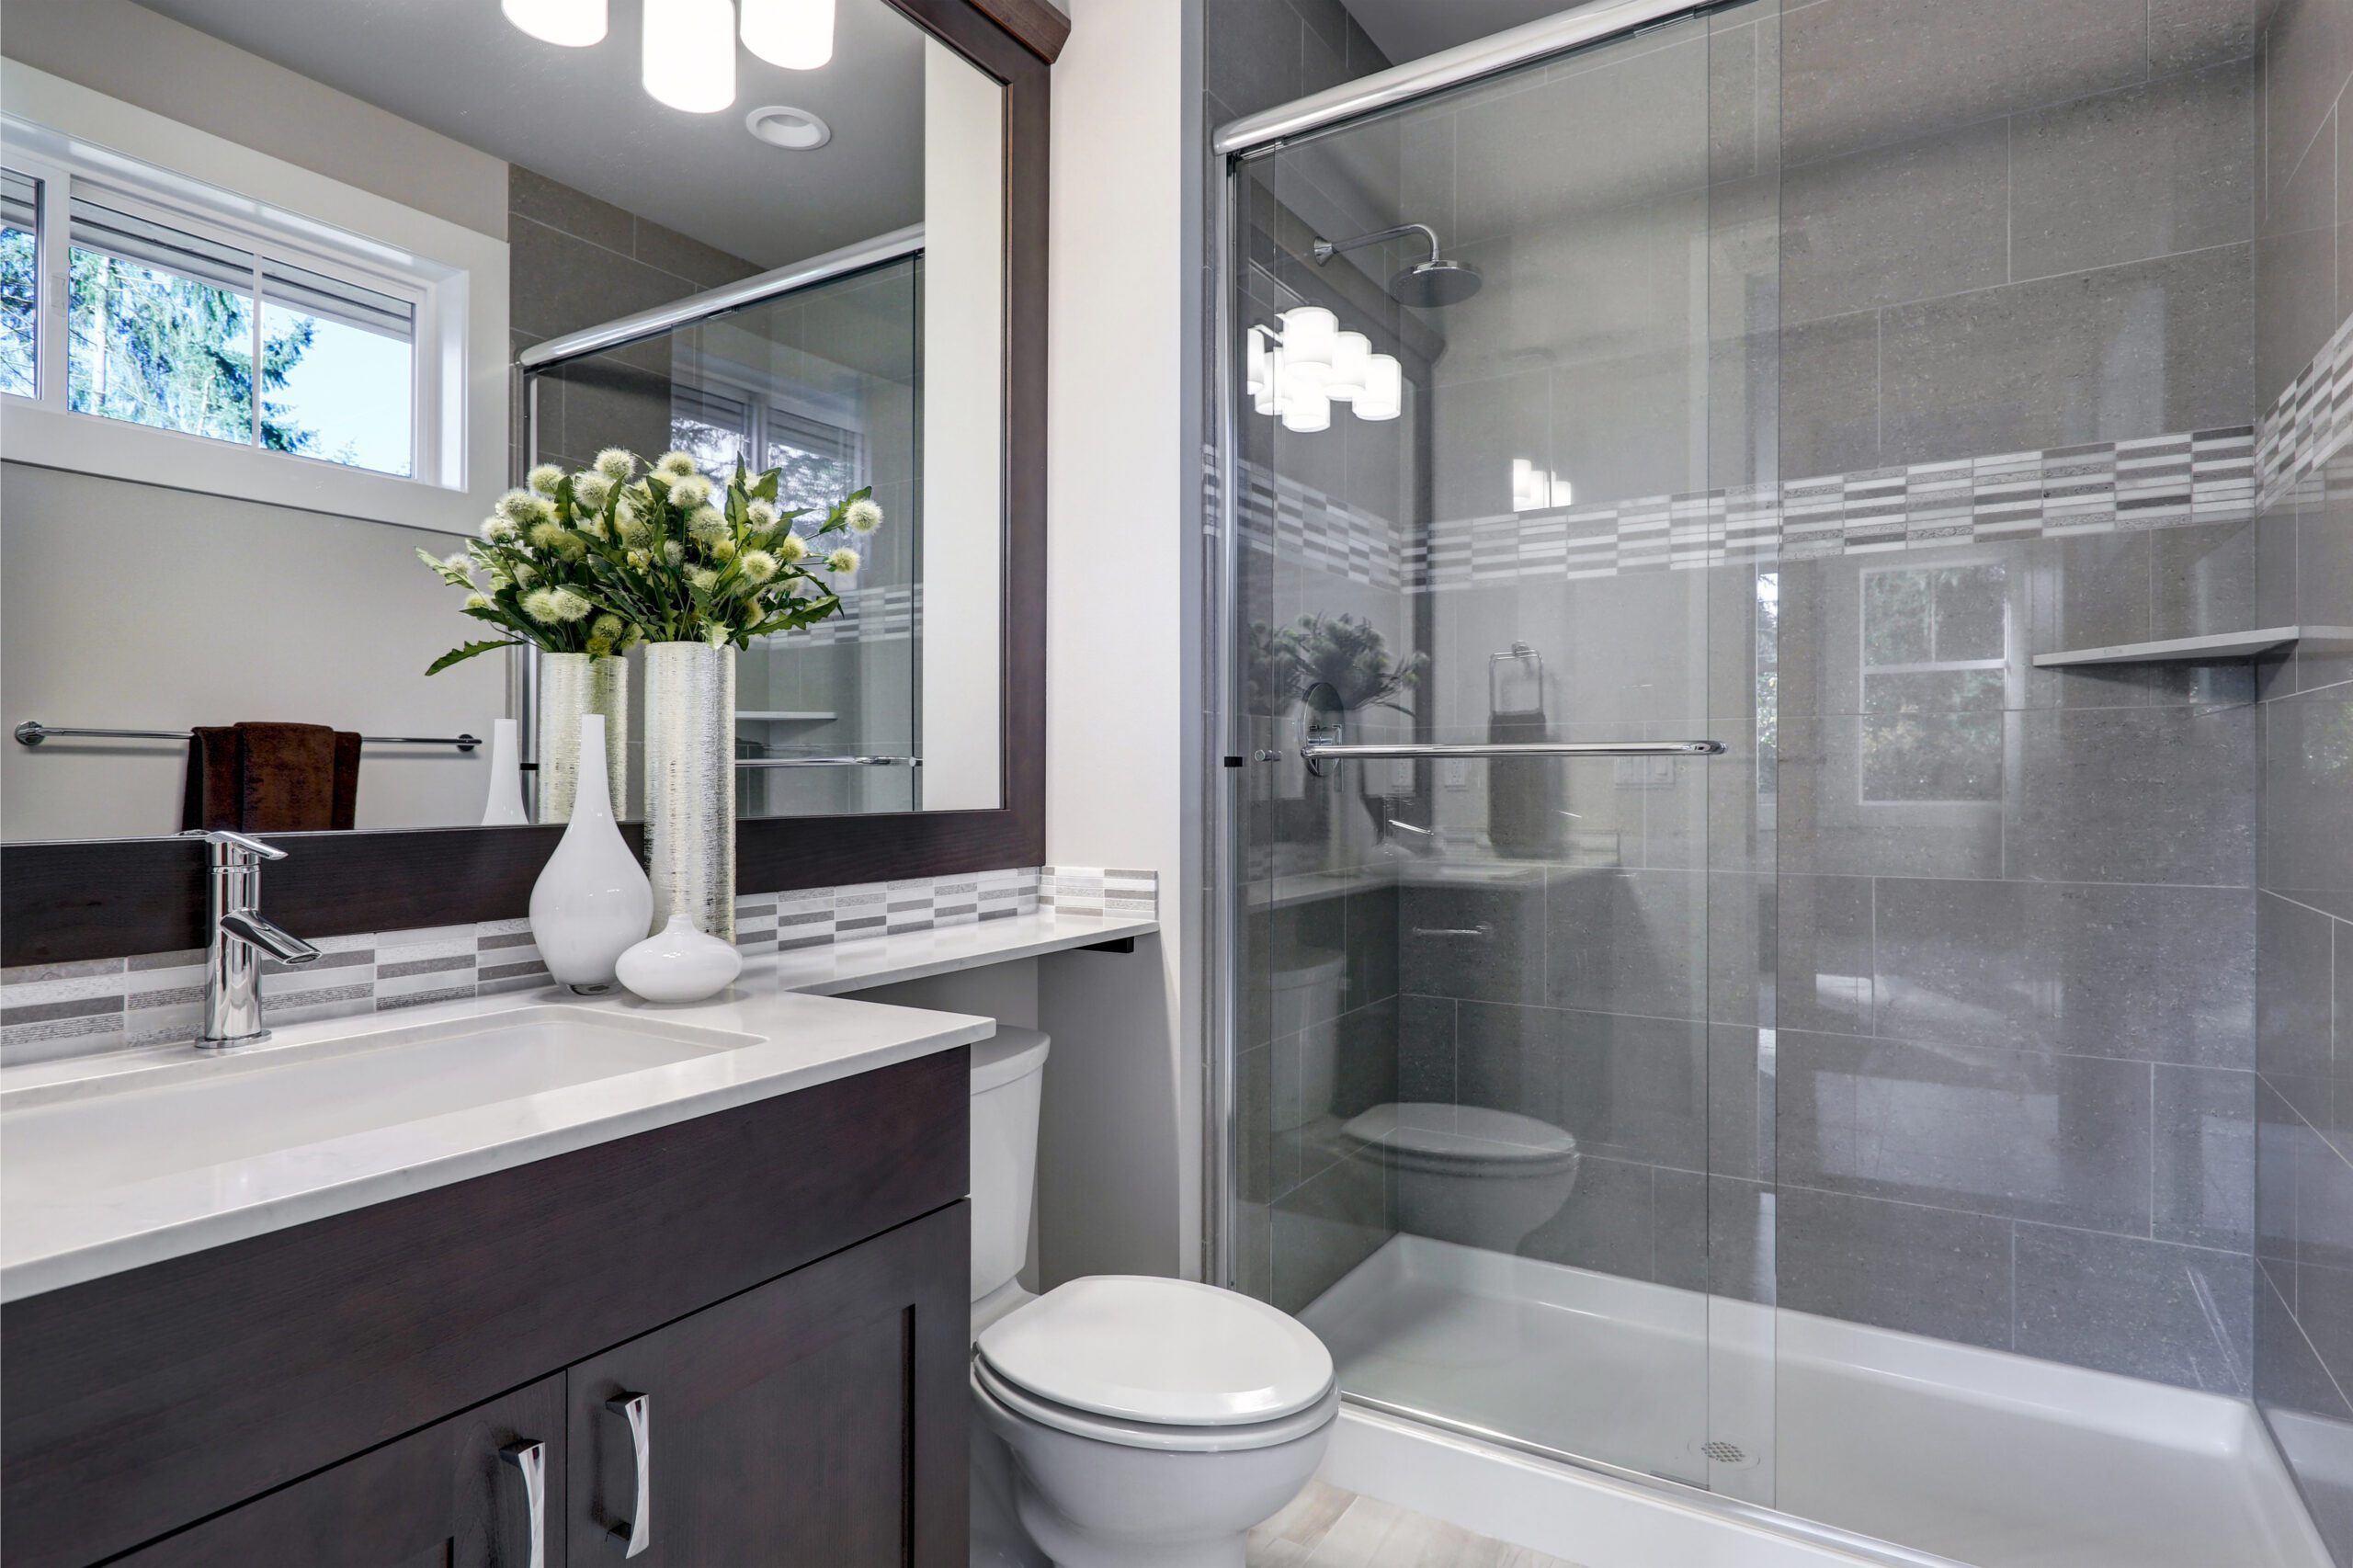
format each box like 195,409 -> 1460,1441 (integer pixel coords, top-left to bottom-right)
2,106 -> 477,506
1,169 -> 37,399
1858,562 -> 2006,804
670,379 -> 867,519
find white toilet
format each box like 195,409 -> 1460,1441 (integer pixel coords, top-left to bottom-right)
968,1028 -> 1339,1568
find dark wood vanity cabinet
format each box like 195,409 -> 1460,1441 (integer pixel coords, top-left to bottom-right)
4,1051 -> 971,1568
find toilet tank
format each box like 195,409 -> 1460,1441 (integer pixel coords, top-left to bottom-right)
969,1027 -> 1051,1305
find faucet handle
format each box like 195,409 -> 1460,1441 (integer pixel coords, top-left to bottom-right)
183,828 -> 289,863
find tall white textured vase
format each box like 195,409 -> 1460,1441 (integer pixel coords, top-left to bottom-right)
480,718 -> 529,826
529,714 -> 653,992
643,642 -> 737,942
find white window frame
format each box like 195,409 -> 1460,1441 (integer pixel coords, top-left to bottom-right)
0,62 -> 507,536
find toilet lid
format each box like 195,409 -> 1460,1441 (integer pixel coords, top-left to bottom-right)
1341,1102 -> 1579,1167
976,1276 -> 1335,1426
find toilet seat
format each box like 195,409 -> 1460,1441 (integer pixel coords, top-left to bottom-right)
1341,1102 -> 1581,1175
972,1355 -> 1339,1454
976,1275 -> 1335,1426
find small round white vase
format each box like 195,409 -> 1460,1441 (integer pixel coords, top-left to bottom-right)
529,715 -> 654,994
616,912 -> 743,1004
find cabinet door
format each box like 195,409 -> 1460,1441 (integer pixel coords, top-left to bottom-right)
565,1202 -> 967,1567
109,1375 -> 563,1568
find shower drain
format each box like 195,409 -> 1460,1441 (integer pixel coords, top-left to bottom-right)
1688,1437 -> 1761,1469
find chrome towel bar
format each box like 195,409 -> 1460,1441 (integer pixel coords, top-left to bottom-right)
15,721 -> 481,752
1300,738 -> 1723,777
733,755 -> 922,768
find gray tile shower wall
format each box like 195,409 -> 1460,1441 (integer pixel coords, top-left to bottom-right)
2255,1 -> 2353,1554
0,868 -> 1153,1065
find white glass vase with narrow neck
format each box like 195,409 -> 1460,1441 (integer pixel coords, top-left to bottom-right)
529,713 -> 653,993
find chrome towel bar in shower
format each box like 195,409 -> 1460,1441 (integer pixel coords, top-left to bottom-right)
733,755 -> 922,768
1299,737 -> 1724,777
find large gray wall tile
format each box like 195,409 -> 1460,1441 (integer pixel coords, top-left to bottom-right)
2259,891 -> 2337,1097
2006,705 -> 2259,885
2153,0 -> 2260,74
1873,878 -> 2256,1065
2013,1223 -> 2253,1392
1776,873 -> 1876,1037
1776,1186 -> 2016,1350
1270,1152 -> 1392,1314
2157,1064 -> 2260,1249
1880,245 -> 2255,467
2010,64 -> 2256,280
1778,311 -> 1882,483
1780,0 -> 2153,166
2256,118 -> 2340,407
1776,714 -> 2006,879
1543,869 -> 1707,1019
2263,0 -> 2347,197
1781,119 -> 2009,324
1779,1029 -> 2154,1233
2264,686 -> 2353,916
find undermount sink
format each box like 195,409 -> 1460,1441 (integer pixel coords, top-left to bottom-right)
1,1006 -> 760,1192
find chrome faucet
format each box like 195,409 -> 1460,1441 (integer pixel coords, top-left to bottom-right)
186,829 -> 322,1049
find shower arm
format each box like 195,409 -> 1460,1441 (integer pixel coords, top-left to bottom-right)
1312,222 -> 1443,270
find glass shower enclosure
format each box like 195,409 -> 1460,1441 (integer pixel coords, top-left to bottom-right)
1212,0 -> 1784,1516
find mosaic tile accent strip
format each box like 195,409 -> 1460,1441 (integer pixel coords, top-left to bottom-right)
0,864 -> 1157,1066
1213,426 -> 2261,593
2256,309 -> 2353,509
773,582 -> 921,647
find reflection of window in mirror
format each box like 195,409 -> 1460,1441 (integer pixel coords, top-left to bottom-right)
1857,562 -> 2006,806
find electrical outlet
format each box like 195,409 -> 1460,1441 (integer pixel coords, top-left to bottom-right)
1442,758 -> 1471,790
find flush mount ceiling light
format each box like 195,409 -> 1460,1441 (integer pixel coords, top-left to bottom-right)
742,0 -> 836,69
502,0 -> 606,46
643,0 -> 735,113
1254,311 -> 1401,432
745,104 -> 832,149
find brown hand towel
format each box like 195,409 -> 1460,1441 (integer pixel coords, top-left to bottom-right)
181,723 -> 361,833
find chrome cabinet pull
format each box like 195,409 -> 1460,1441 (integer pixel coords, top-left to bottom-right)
499,1440 -> 547,1568
606,1392 -> 652,1558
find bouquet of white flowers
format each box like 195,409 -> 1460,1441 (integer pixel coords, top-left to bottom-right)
420,447 -> 881,673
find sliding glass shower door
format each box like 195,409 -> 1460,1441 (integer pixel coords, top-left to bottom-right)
1221,3 -> 1780,1503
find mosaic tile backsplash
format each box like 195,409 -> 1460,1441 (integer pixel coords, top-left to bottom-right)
0,866 -> 1157,1067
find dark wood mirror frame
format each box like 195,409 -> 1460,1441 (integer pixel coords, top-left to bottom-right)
0,0 -> 1066,968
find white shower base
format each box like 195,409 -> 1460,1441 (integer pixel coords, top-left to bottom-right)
1302,1235 -> 2330,1568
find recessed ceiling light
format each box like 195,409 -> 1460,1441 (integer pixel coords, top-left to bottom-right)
745,105 -> 833,151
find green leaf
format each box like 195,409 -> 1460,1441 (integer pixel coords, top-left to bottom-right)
426,639 -> 518,676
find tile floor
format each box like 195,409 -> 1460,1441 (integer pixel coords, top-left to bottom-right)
1246,1481 -> 1590,1568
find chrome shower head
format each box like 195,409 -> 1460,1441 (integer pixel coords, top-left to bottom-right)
1388,256 -> 1483,308
1313,222 -> 1483,308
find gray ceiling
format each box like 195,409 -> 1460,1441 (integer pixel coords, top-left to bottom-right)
131,0 -> 938,267
1342,0 -> 1608,66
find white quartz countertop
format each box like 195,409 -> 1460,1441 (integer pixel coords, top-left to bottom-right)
777,907 -> 1157,994
0,910 -> 1159,1301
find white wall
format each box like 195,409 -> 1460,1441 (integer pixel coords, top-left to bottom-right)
1034,0 -> 1205,1287
1,465 -> 512,840
918,39 -> 1006,812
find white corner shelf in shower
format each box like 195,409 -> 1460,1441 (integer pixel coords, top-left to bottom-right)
2029,625 -> 2302,667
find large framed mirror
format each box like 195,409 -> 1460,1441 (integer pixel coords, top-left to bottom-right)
0,0 -> 1055,963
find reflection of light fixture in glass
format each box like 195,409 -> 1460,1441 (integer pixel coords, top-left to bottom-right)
1281,387 -> 1331,433
1355,354 -> 1402,421
1325,331 -> 1370,401
644,0 -> 734,113
1253,342 -> 1285,416
1511,457 -> 1572,511
1279,306 -> 1336,387
745,104 -> 832,148
503,0 -> 606,46
742,0 -> 835,69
